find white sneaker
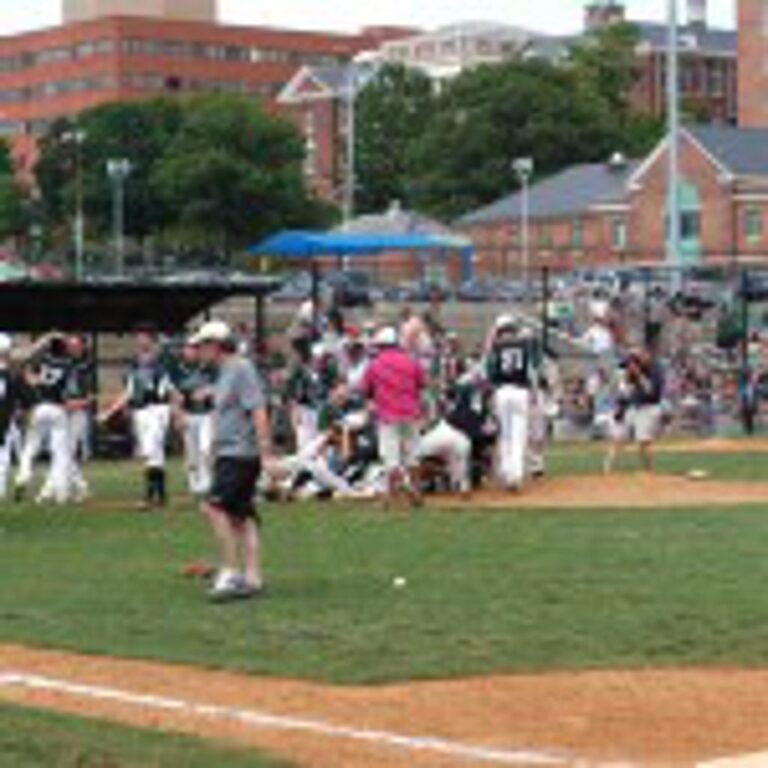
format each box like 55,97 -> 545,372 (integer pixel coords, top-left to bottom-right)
208,570 -> 251,603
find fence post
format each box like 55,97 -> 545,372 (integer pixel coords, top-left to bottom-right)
740,268 -> 753,435
541,266 -> 550,353
643,266 -> 651,346
254,293 -> 265,354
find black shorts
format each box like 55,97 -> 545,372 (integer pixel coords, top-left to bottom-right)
207,457 -> 261,522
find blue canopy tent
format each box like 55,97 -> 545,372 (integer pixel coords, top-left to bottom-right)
248,230 -> 474,323
248,229 -> 474,265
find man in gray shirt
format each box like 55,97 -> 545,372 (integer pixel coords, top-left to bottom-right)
192,320 -> 274,603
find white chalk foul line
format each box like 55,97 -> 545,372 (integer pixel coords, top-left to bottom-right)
697,754 -> 768,768
0,671 -> 568,766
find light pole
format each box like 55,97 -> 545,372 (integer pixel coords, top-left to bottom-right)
513,157 -> 534,286
62,128 -> 86,281
106,158 -> 132,276
666,0 -> 682,291
342,54 -> 380,227
343,65 -> 357,226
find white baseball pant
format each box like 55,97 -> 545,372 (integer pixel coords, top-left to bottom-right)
493,385 -> 530,489
133,404 -> 171,469
66,409 -> 90,500
273,434 -> 352,494
0,429 -> 12,500
17,403 -> 71,504
415,420 -> 472,493
293,405 -> 319,448
184,412 -> 213,495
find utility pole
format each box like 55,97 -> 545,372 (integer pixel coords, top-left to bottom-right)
342,64 -> 357,226
666,0 -> 682,291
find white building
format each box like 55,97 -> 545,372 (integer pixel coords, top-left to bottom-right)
378,21 -> 552,84
62,0 -> 217,23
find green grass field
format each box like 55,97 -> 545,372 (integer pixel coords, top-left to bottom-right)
1,447 -> 768,684
0,702 -> 287,767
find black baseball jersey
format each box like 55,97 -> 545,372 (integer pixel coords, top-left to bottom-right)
126,355 -> 171,409
66,360 -> 93,403
285,365 -> 323,408
486,339 -> 534,388
445,381 -> 491,442
0,367 -> 21,439
34,352 -> 72,405
172,362 -> 216,414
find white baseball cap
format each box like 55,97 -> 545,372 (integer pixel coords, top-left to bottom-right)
374,326 -> 398,347
494,314 -> 517,331
189,320 -> 233,346
0,333 -> 11,355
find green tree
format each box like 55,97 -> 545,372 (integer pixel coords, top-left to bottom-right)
569,22 -> 663,157
36,100 -> 183,249
0,141 -> 26,241
407,60 -> 626,220
152,94 -> 332,260
569,22 -> 640,115
36,95 -> 331,266
355,64 -> 435,214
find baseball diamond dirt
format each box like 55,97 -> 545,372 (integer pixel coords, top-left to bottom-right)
2,645 -> 768,767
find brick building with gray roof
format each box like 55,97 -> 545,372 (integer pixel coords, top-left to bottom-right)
457,125 -> 768,277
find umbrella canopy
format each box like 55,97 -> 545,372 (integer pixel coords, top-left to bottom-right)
248,230 -> 473,259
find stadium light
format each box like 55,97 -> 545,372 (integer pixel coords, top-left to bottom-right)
513,157 -> 534,288
62,128 -> 87,281
106,158 -> 133,277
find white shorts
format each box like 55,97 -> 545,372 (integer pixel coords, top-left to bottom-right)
377,422 -> 420,472
615,405 -> 662,444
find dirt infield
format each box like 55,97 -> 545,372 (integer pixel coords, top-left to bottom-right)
656,438 -> 768,455
3,645 -> 768,767
430,473 -> 768,511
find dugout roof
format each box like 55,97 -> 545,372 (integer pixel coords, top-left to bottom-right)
0,276 -> 282,334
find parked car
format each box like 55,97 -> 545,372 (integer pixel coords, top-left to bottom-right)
271,272 -> 314,303
323,270 -> 373,308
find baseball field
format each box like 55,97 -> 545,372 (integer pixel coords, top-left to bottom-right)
4,442 -> 768,766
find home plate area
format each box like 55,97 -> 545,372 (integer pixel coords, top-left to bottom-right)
3,645 -> 768,767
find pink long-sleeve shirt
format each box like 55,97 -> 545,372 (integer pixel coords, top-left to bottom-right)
360,347 -> 425,425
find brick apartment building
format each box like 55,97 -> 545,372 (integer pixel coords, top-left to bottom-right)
458,125 -> 768,276
585,1 -> 738,124
0,0 -> 408,184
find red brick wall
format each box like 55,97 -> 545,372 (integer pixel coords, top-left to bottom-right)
459,134 -> 768,277
283,98 -> 343,203
0,16 -> 367,126
738,0 -> 765,127
627,132 -> 735,261
631,51 -> 737,124
460,212 -> 626,278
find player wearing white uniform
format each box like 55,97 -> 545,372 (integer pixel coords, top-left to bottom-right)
16,336 -> 73,505
285,338 -> 322,450
415,372 -> 484,494
0,335 -> 21,500
100,328 -> 172,509
485,316 -> 535,492
64,335 -> 93,502
171,341 -> 216,497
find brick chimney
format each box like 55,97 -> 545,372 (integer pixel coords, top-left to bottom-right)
584,1 -> 626,31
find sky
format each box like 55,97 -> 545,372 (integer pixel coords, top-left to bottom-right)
0,1 -> 735,36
